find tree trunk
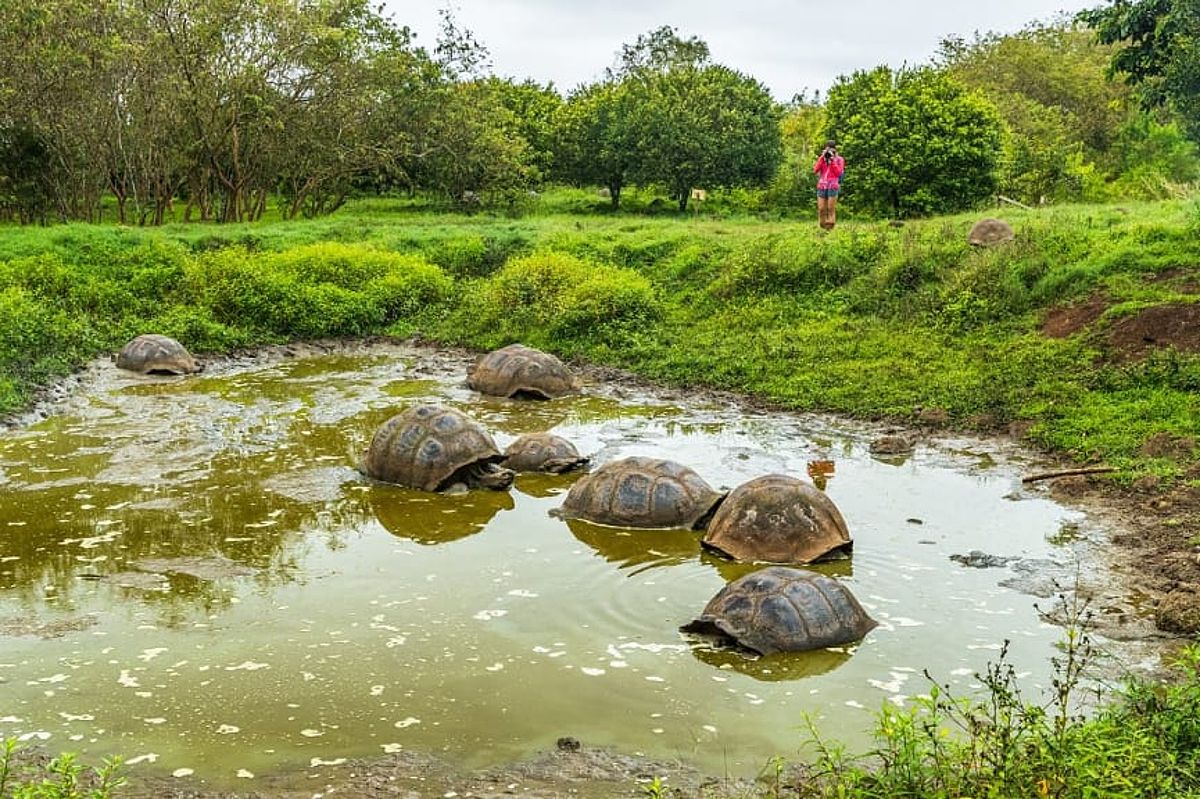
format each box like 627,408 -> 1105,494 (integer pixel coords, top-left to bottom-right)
608,182 -> 621,210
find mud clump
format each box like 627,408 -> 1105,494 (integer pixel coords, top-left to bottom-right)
1108,303 -> 1200,359
1041,294 -> 1108,339
1156,590 -> 1200,634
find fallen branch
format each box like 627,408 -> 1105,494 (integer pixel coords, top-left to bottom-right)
997,195 -> 1034,211
1021,466 -> 1117,484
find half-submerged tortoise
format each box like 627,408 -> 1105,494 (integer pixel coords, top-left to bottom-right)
361,405 -> 514,492
681,566 -> 877,655
702,474 -> 852,564
550,456 -> 724,529
502,432 -> 590,474
115,334 -> 200,375
467,344 -> 579,400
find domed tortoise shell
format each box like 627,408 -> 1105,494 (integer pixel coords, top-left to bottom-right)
551,456 -> 723,529
502,432 -> 589,474
363,405 -> 506,492
702,474 -> 851,564
682,566 -> 877,655
115,334 -> 199,375
467,344 -> 578,400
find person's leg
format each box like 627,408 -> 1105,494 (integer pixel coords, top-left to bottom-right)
817,193 -> 829,228
827,193 -> 838,229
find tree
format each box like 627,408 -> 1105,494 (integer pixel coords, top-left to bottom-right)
632,64 -> 782,210
483,77 -> 562,180
607,25 -> 710,79
1079,0 -> 1200,142
550,82 -> 637,208
824,66 -> 1004,218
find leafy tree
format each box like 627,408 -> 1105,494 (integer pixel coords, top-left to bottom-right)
825,66 -> 1004,218
551,82 -> 638,208
483,77 -> 562,180
1079,0 -> 1200,143
938,22 -> 1129,202
607,25 -> 711,79
766,93 -> 827,211
632,64 -> 782,210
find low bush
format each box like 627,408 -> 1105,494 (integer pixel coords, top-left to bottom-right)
451,251 -> 662,349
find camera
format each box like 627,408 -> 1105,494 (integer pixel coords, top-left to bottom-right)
823,149 -> 833,163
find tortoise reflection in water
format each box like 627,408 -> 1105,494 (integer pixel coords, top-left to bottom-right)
368,485 -> 515,545
361,405 -> 514,493
467,344 -> 579,400
682,566 -> 876,655
115,334 -> 200,375
502,432 -> 589,474
550,456 -> 725,530
702,474 -> 852,565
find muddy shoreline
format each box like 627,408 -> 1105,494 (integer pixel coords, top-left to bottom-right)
3,335 -> 1197,798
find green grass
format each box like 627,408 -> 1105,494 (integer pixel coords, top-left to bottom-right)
1,196 -> 1198,482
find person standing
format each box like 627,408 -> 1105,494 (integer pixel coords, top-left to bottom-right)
813,139 -> 844,230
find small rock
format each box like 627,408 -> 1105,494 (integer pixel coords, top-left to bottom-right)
1156,590 -> 1200,634
556,736 -> 581,752
869,435 -> 914,455
906,518 -> 924,525
950,551 -> 1014,569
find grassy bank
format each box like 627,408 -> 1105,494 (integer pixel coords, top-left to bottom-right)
1,198 -> 1197,481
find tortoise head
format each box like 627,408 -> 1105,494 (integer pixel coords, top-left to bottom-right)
459,461 -> 515,491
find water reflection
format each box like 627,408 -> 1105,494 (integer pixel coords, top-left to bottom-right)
700,551 -> 855,583
687,644 -> 853,682
566,518 -> 702,573
367,484 -> 515,545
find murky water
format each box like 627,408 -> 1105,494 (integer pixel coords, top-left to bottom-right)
0,345 -> 1097,787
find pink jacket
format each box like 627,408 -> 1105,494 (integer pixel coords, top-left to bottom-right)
814,154 -> 845,190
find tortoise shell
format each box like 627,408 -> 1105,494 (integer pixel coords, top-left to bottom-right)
502,432 -> 589,474
681,566 -> 877,655
551,456 -> 724,529
362,405 -> 505,492
702,474 -> 851,564
467,344 -> 578,399
115,334 -> 199,375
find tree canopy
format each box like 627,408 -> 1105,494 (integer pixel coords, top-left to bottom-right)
824,67 -> 1004,218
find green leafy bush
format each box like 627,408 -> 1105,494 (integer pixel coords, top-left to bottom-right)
183,244 -> 452,338
0,739 -> 125,799
467,251 -> 661,346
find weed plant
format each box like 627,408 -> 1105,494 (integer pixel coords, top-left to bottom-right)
790,597 -> 1200,799
0,740 -> 124,799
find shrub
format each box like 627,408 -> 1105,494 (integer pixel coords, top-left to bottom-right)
183,244 -> 452,338
0,738 -> 125,799
466,251 -> 662,346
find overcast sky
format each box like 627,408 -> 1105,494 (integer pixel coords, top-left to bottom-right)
381,1 -> 1100,100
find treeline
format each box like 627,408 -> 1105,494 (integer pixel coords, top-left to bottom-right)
0,0 -> 1198,225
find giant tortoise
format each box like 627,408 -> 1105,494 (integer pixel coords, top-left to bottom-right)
502,432 -> 589,474
681,566 -> 877,655
467,344 -> 578,400
550,456 -> 724,529
702,474 -> 851,564
116,334 -> 199,375
361,405 -> 513,492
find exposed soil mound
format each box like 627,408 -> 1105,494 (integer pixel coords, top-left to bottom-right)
1041,295 -> 1108,339
1108,303 -> 1200,358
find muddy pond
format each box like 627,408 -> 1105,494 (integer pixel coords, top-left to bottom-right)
0,342 -> 1139,789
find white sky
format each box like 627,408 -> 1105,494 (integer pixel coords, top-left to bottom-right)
382,0 -> 1100,100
